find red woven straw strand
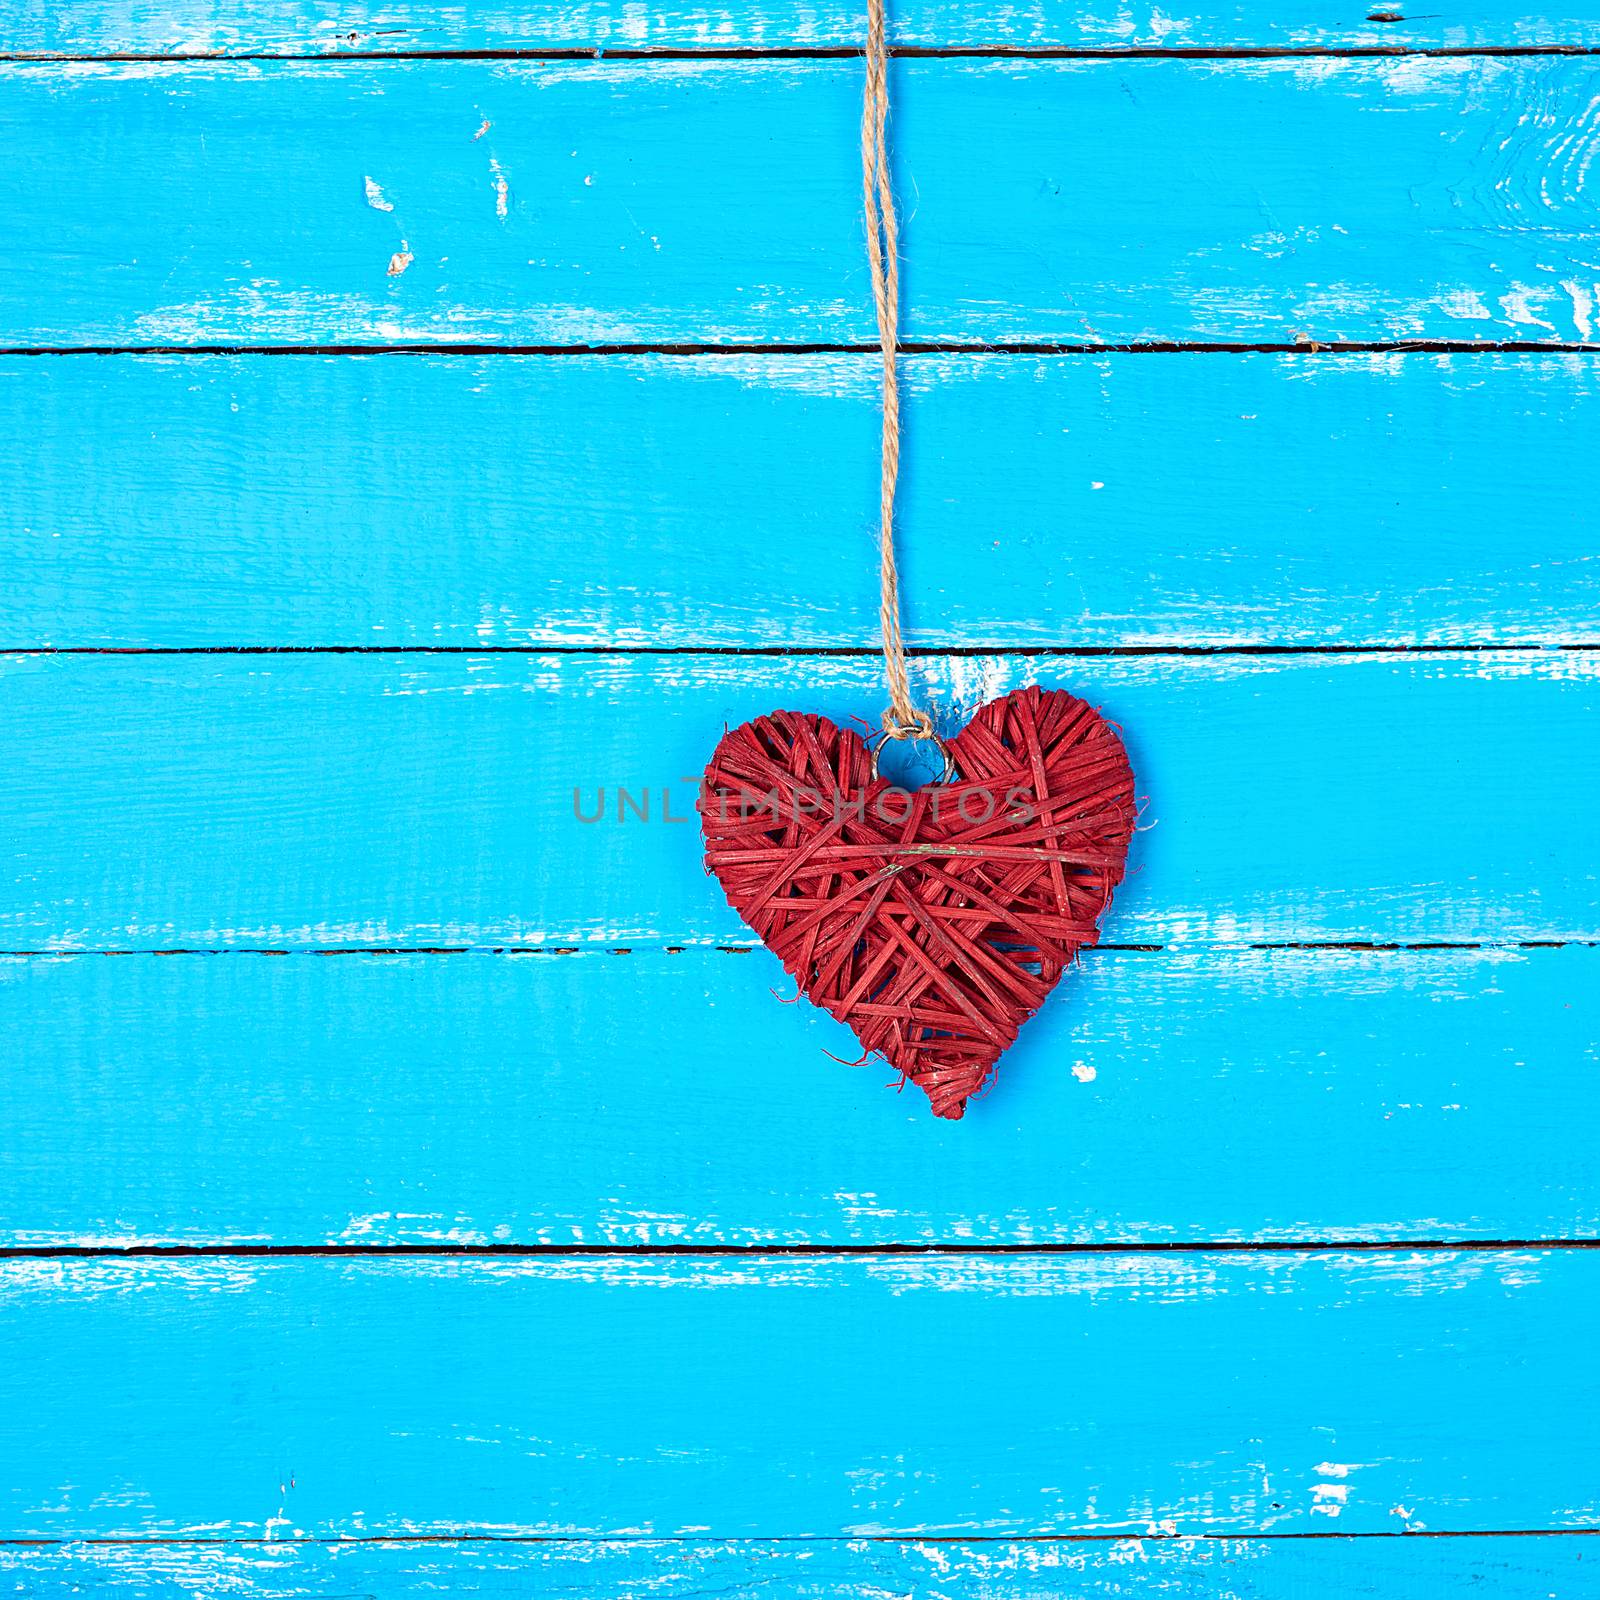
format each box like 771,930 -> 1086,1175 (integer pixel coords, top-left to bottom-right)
701,686 -> 1136,1119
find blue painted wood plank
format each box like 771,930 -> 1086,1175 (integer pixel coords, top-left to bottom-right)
0,1251 -> 1594,1536
2,1534 -> 1595,1599
7,0 -> 1597,54
3,59 -> 1598,347
2,947 -> 1595,1247
9,351 -> 1599,650
0,651 -> 1593,950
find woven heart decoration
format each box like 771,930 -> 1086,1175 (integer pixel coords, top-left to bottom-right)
700,685 -> 1136,1119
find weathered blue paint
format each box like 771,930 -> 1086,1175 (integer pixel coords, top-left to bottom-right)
6,351 -> 1598,650
3,58 -> 1599,347
0,1252 -> 1596,1538
0,650 -> 1593,950
2,9 -> 1595,1589
6,0 -> 1595,54
2,1534 -> 1595,1599
1,946 -> 1595,1247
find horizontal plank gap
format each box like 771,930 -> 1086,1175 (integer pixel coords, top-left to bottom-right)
4,1529 -> 1599,1546
4,1240 -> 1597,1260
8,643 -> 1589,658
5,340 -> 1600,358
8,45 -> 1600,65
4,941 -> 1596,956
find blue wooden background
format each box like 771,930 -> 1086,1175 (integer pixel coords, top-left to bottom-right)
1,0 -> 1598,1594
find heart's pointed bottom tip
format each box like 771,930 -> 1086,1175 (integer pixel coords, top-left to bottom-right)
934,1099 -> 968,1121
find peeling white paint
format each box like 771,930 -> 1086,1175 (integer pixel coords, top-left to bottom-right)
1436,287 -> 1492,321
1560,278 -> 1595,340
1499,282 -> 1559,334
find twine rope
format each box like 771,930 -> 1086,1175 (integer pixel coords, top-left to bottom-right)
862,0 -> 935,744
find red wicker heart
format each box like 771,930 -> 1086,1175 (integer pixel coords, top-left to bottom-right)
700,685 -> 1136,1119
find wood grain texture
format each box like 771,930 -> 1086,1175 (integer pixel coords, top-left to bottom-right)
4,58 -> 1600,347
1,651 -> 1593,950
2,946 -> 1595,1247
0,1251 -> 1595,1538
3,1534 -> 1596,1599
8,0 -> 1600,55
9,351 -> 1600,650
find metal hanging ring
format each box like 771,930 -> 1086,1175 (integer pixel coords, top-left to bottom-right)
869,731 -> 957,785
